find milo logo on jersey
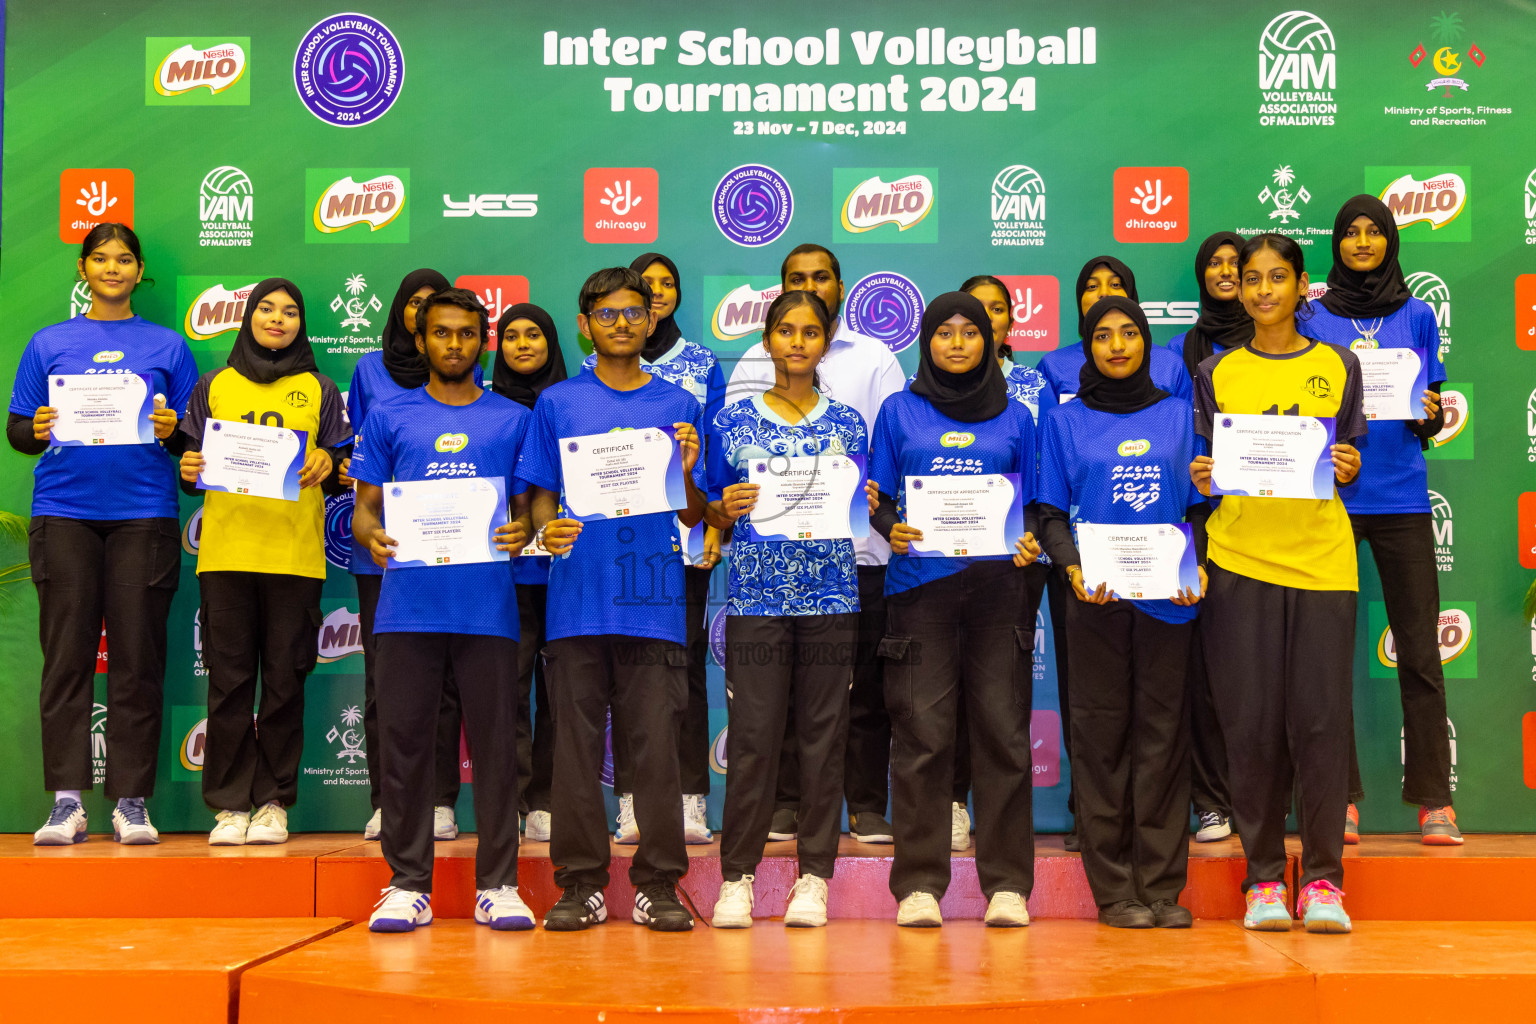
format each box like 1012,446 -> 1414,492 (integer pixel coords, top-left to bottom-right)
835,168 -> 938,243
1370,601 -> 1476,679
1427,383 -> 1472,460
91,350 -> 125,363
1366,166 -> 1471,243
435,432 -> 469,453
305,169 -> 410,243
177,277 -> 261,351
1116,439 -> 1151,457
941,431 -> 975,448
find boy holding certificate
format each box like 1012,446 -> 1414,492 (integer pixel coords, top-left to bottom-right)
516,267 -> 708,932
1190,234 -> 1367,934
1037,297 -> 1207,929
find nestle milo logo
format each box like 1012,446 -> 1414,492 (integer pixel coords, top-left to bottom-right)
1117,438 -> 1151,457
92,350 -> 125,363
940,431 -> 975,448
434,432 -> 468,453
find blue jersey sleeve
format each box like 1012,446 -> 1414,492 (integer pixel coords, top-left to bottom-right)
1161,355 -> 1194,403
705,408 -> 734,501
346,363 -> 366,441
868,396 -> 901,495
349,407 -> 394,487
687,401 -> 707,493
506,413 -> 531,497
703,357 -> 727,444
1036,410 -> 1071,511
8,338 -> 47,416
515,398 -> 560,493
1419,308 -> 1447,384
1014,405 -> 1039,503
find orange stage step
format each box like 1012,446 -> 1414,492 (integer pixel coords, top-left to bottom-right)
0,917 -> 348,1024
1328,834 -> 1536,920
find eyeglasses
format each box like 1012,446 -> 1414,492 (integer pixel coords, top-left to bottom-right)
588,305 -> 649,327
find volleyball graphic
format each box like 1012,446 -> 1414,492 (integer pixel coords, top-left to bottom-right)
1259,11 -> 1335,56
200,165 -> 251,199
991,165 -> 1045,199
1406,271 -> 1451,304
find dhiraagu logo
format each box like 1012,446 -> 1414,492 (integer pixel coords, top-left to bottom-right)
434,432 -> 468,454
1117,439 -> 1151,457
92,350 -> 125,363
940,431 -> 975,448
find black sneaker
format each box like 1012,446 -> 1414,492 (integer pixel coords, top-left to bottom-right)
1063,824 -> 1081,852
768,807 -> 799,841
1149,898 -> 1193,928
633,882 -> 694,931
1098,899 -> 1155,929
543,884 -> 607,931
850,811 -> 894,844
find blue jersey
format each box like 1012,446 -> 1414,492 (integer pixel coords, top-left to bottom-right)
707,394 -> 866,617
1297,301 -> 1446,515
345,351 -> 484,574
9,316 -> 197,520
351,388 -> 528,640
1037,344 -> 1192,410
868,391 -> 1037,596
1037,397 -> 1200,624
908,360 -> 1047,423
582,338 -> 725,431
515,371 -> 706,645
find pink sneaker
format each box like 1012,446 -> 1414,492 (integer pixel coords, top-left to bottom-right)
1298,880 -> 1351,934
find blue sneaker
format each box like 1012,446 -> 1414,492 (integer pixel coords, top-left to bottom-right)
1243,881 -> 1292,931
33,799 -> 87,846
112,798 -> 159,845
369,887 -> 433,932
1299,880 -> 1352,934
475,886 -> 535,931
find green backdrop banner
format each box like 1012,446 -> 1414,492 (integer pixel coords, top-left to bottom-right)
2,1 -> 1533,833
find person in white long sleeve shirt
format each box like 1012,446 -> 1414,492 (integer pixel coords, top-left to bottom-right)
724,243 -> 906,845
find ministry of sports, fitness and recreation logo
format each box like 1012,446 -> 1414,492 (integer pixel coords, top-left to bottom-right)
332,274 -> 382,333
325,705 -> 367,761
294,14 -> 404,127
1405,271 -> 1452,359
198,166 -> 253,248
307,170 -> 409,242
324,492 -> 354,568
835,168 -> 937,243
844,271 -> 923,354
1409,11 -> 1485,96
990,164 -> 1046,247
1259,164 -> 1311,223
1429,489 -> 1454,572
1257,10 -> 1337,127
145,38 -> 250,105
713,164 -> 794,247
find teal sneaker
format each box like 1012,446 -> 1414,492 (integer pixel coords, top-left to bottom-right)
1299,880 -> 1351,934
1243,881 -> 1292,931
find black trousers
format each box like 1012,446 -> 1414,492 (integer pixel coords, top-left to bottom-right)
357,573 -> 462,811
1046,564 -> 1076,820
1066,599 -> 1193,906
1349,512 -> 1453,807
515,582 -> 554,813
376,631 -> 520,892
885,562 -> 1039,900
199,571 -> 323,811
546,635 -> 688,888
611,565 -> 712,795
1203,563 -> 1353,891
30,516 -> 179,798
1187,616 -> 1233,817
721,613 -> 855,881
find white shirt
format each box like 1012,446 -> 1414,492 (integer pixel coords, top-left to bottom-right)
725,320 -> 907,566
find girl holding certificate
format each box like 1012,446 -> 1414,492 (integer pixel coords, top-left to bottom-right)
1037,296 -> 1206,929
868,292 -> 1042,929
703,290 -> 866,930
491,301 -> 569,843
10,223 -> 195,846
1297,196 -> 1458,847
1190,234 -> 1367,934
336,268 -> 468,843
177,279 -> 351,846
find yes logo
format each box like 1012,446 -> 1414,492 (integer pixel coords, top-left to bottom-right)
1117,439 -> 1151,457
941,432 -> 975,448
1371,602 -> 1477,678
145,38 -> 250,105
435,433 -> 468,454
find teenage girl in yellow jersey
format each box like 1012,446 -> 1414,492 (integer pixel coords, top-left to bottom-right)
1189,234 -> 1366,935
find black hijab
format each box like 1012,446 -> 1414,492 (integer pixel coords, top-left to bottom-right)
491,303 -> 568,410
381,268 -> 451,388
1319,195 -> 1411,319
1182,231 -> 1255,380
628,252 -> 682,363
1078,296 -> 1169,415
226,278 -> 318,385
910,291 -> 1008,424
1074,255 -> 1139,338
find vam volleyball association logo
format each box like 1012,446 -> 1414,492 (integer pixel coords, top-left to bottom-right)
1257,11 -> 1337,126
990,165 -> 1046,247
713,164 -> 794,247
293,14 -> 404,126
1429,489 -> 1453,572
844,272 -> 924,354
1405,271 -> 1452,359
198,166 -> 253,248
145,38 -> 250,105
1523,168 -> 1536,244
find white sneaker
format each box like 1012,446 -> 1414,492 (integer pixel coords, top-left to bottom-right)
433,805 -> 458,841
683,793 -> 712,845
785,874 -> 829,928
363,808 -> 382,841
209,809 -> 250,846
475,885 -> 535,931
112,799 -> 159,845
245,801 -> 288,844
1195,810 -> 1232,842
613,793 -> 639,845
525,809 -> 552,842
897,892 -> 943,928
984,891 -> 1030,927
370,886 -> 432,933
711,875 -> 755,928
33,799 -> 88,846
951,802 -> 972,852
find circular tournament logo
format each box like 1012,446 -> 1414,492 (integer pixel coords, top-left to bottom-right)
567,441 -> 579,453
844,272 -> 924,354
294,13 -> 405,127
601,708 -> 616,788
324,492 -> 355,569
709,605 -> 729,668
713,164 -> 794,247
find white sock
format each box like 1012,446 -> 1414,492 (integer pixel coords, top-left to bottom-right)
55,790 -> 82,805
